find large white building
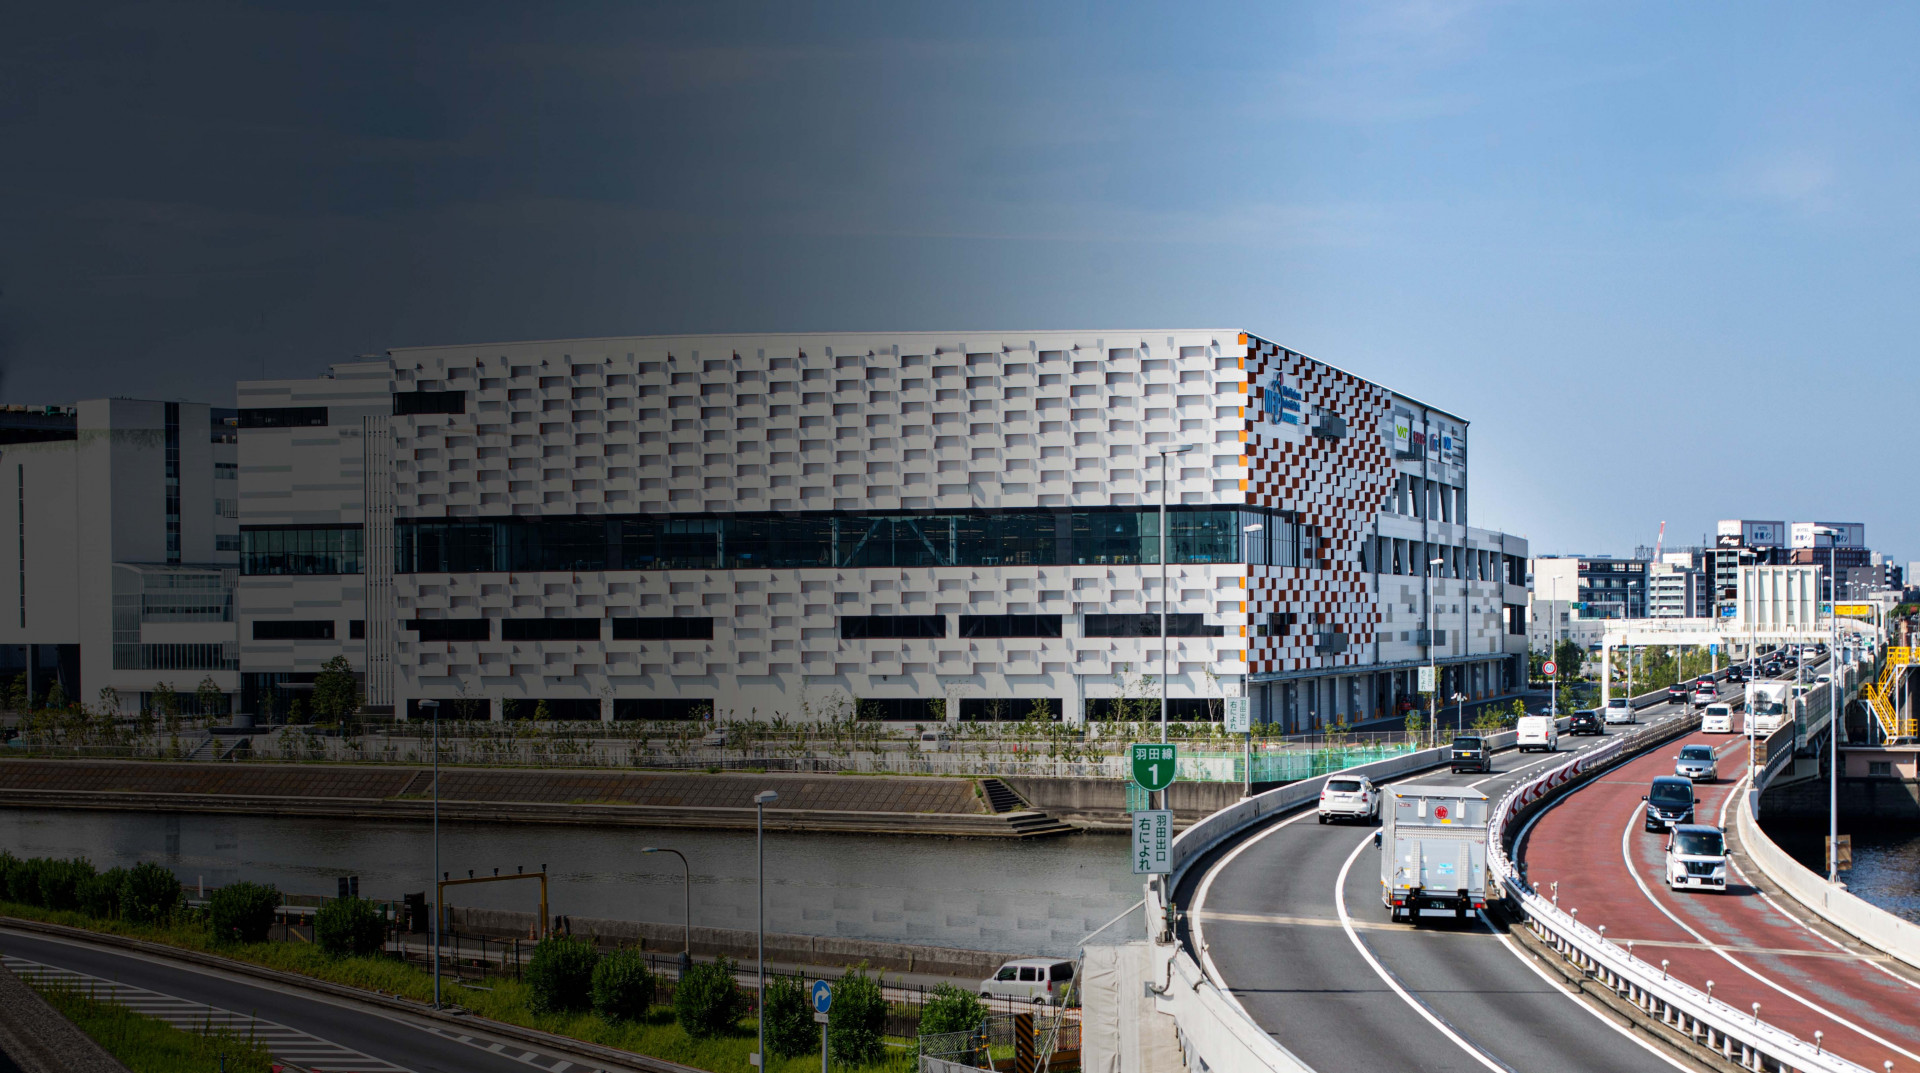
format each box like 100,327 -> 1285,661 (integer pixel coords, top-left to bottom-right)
0,400 -> 240,714
234,330 -> 1529,730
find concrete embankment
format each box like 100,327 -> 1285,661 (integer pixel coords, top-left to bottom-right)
0,758 -> 1238,836
444,905 -> 1016,979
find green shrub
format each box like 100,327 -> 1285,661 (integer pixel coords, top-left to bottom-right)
918,982 -> 989,1036
762,974 -> 816,1059
525,936 -> 599,1015
314,897 -> 386,958
672,955 -> 746,1039
207,881 -> 280,944
589,948 -> 655,1023
78,867 -> 127,919
828,968 -> 887,1065
120,863 -> 181,924
38,857 -> 95,911
7,857 -> 45,906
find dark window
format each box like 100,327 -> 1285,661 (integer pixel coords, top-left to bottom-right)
348,620 -> 366,640
501,697 -> 601,721
856,697 -> 944,721
611,617 -> 715,640
840,615 -> 946,639
959,615 -> 1062,638
1084,613 -> 1222,637
1084,697 -> 1221,721
237,407 -> 328,429
612,698 -> 714,720
393,390 -> 466,416
408,698 -> 490,721
406,619 -> 490,642
958,697 -> 1061,721
252,619 -> 335,640
241,526 -> 364,575
501,618 -> 601,641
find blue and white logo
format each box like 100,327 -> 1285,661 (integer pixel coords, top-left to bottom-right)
812,980 -> 833,1015
1263,374 -> 1284,423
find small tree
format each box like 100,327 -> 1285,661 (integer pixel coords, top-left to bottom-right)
288,694 -> 309,724
828,967 -> 888,1065
120,863 -> 182,924
673,955 -> 746,1039
763,974 -> 815,1058
311,656 -> 361,729
44,680 -> 67,711
152,682 -> 181,734
208,881 -> 280,944
525,936 -> 600,1015
3,674 -> 24,712
97,686 -> 120,717
534,698 -> 553,722
918,982 -> 988,1036
589,948 -> 656,1023
315,896 -> 388,957
196,676 -> 226,725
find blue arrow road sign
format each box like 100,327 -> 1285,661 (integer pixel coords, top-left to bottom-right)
812,979 -> 833,1015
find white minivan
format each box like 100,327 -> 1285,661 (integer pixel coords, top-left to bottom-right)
1515,715 -> 1558,753
1701,703 -> 1734,734
1603,697 -> 1636,725
980,958 -> 1076,1005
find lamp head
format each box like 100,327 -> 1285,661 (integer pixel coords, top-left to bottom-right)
754,790 -> 779,805
1159,443 -> 1198,455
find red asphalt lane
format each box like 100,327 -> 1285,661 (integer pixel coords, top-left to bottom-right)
1522,718 -> 1920,1073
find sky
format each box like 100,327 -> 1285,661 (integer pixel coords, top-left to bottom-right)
3,1 -> 1918,560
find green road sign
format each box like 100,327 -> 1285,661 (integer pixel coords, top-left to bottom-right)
1131,743 -> 1178,791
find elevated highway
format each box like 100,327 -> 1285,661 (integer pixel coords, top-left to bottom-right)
1185,690 -> 1718,1072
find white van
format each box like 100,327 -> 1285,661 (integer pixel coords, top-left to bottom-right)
1701,703 -> 1734,734
980,958 -> 1076,1005
1515,715 -> 1558,752
1603,697 -> 1636,725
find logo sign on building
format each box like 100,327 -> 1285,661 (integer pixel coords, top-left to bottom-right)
1224,697 -> 1250,734
1132,809 -> 1174,874
1418,666 -> 1436,691
1263,374 -> 1283,423
1131,744 -> 1178,791
1835,603 -> 1875,618
1393,418 -> 1411,453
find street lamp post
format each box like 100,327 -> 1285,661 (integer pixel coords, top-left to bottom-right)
1428,556 -> 1445,748
418,699 -> 441,1009
1157,444 -> 1198,751
641,847 -> 693,974
1450,692 -> 1467,735
1815,526 -> 1843,883
753,789 -> 778,1072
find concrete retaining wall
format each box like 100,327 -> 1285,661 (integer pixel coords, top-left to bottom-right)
1000,776 -> 1244,827
444,905 -> 1013,979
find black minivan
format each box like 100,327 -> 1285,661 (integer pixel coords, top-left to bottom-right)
1643,776 -> 1699,831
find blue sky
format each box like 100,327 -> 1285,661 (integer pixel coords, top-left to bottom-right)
3,2 -> 1917,559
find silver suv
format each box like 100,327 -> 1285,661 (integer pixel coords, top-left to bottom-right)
1674,743 -> 1718,782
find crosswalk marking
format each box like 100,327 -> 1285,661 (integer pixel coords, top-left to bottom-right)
5,956 -> 411,1073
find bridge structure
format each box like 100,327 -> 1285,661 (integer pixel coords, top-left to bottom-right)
1094,647 -> 1920,1073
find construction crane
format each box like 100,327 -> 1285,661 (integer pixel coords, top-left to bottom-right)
1653,520 -> 1666,562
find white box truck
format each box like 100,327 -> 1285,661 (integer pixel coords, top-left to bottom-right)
1379,784 -> 1490,923
1746,681 -> 1790,736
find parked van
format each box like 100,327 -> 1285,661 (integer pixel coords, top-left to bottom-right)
1515,715 -> 1558,753
980,959 -> 1076,1005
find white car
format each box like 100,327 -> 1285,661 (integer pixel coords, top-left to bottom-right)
1666,825 -> 1728,892
980,958 -> 1076,1005
1701,703 -> 1734,734
1691,685 -> 1717,707
1317,775 -> 1380,824
1514,715 -> 1558,753
1603,697 -> 1636,725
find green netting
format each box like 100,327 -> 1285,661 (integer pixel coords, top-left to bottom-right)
1175,741 -> 1420,783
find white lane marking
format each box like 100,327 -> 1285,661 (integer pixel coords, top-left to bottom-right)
1714,772 -> 1920,992
1335,833 -> 1511,1073
1491,926 -> 1694,1072
1617,801 -> 1920,1065
4,957 -> 413,1072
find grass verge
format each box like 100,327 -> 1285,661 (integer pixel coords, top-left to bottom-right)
0,899 -> 914,1073
27,975 -> 278,1073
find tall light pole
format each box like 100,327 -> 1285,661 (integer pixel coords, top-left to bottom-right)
418,698 -> 441,1009
753,789 -> 778,1072
1157,443 -> 1198,747
641,846 -> 693,974
1427,556 -> 1445,747
1815,526 -> 1843,882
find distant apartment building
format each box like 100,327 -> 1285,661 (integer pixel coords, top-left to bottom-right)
1708,519 -> 1787,617
1647,561 -> 1710,618
0,400 -> 239,714
234,329 -> 1531,731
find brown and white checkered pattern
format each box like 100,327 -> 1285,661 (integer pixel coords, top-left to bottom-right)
1242,337 -> 1395,674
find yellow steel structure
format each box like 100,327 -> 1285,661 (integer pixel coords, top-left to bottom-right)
1863,646 -> 1916,739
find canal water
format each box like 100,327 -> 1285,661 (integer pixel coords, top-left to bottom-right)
0,809 -> 1140,958
1762,819 -> 1920,923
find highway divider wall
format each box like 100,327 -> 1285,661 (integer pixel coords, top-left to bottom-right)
1133,724 -> 1545,1073
1490,714 -> 1870,1073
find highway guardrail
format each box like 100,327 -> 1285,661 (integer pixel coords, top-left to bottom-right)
1489,717 -> 1870,1073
